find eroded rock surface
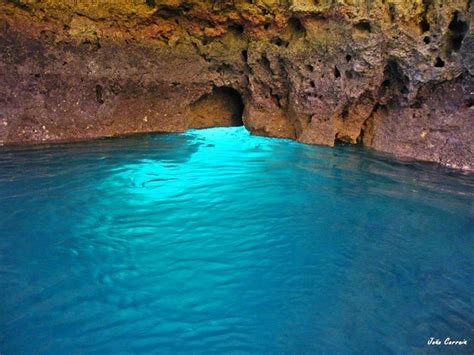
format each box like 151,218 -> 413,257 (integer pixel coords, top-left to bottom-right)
0,0 -> 473,170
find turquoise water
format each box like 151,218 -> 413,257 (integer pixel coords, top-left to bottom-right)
0,127 -> 473,354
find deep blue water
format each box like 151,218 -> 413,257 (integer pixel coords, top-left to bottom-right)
0,127 -> 473,354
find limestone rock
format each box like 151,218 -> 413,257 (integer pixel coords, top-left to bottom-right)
0,0 -> 472,170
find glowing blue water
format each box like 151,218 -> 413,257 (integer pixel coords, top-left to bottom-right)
0,127 -> 473,354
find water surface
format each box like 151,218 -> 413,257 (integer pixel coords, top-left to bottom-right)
1,127 -> 473,353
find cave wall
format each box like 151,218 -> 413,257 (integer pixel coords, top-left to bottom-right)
0,0 -> 473,170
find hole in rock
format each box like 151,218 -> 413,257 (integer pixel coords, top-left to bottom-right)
189,87 -> 244,129
423,36 -> 431,44
287,17 -> 305,34
260,54 -> 272,72
345,54 -> 352,62
241,49 -> 248,62
271,37 -> 289,47
419,18 -> 430,33
334,66 -> 341,78
389,4 -> 396,21
274,94 -> 282,108
306,64 -> 314,72
229,23 -> 244,34
341,107 -> 349,120
447,12 -> 468,52
156,5 -> 181,18
382,59 -> 409,95
354,20 -> 371,33
95,84 -> 104,104
434,57 -> 445,67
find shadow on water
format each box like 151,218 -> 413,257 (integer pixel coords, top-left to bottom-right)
0,132 -> 201,181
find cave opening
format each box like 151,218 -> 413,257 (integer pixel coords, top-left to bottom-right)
189,86 -> 244,129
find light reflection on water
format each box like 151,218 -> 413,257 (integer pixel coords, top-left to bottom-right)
0,127 -> 473,354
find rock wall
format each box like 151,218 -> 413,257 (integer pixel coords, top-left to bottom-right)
0,0 -> 473,170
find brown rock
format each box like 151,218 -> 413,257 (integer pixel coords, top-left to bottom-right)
0,0 -> 472,170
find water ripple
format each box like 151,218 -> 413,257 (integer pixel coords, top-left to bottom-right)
0,127 -> 473,354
